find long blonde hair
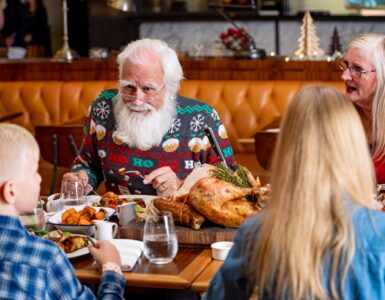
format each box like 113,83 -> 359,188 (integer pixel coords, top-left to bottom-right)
347,33 -> 385,160
249,84 -> 376,300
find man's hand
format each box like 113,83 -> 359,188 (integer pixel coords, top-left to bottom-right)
62,170 -> 92,194
143,167 -> 181,197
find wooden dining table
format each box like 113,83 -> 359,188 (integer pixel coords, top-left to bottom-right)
49,210 -> 227,295
191,259 -> 223,293
71,243 -> 213,290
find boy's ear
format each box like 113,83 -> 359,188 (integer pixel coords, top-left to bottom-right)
0,181 -> 16,204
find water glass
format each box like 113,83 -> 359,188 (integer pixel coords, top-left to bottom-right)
60,178 -> 86,209
143,211 -> 178,264
46,193 -> 61,212
19,207 -> 46,230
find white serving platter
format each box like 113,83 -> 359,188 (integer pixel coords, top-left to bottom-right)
48,206 -> 115,236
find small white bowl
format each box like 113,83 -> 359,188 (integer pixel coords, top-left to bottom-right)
211,241 -> 234,260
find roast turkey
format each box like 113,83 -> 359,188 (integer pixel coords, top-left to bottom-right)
188,176 -> 262,228
171,164 -> 215,203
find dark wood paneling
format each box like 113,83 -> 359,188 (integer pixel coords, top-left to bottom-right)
0,58 -> 119,81
0,57 -> 341,81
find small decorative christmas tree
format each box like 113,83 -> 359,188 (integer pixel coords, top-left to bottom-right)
329,27 -> 343,57
294,11 -> 325,59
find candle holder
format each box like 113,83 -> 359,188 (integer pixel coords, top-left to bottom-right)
54,0 -> 79,62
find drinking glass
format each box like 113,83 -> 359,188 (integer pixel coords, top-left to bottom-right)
143,211 -> 178,264
19,207 -> 46,230
60,178 -> 86,210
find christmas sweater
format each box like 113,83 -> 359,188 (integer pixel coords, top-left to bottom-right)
72,89 -> 236,195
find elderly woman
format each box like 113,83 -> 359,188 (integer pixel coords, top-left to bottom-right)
340,33 -> 385,183
204,84 -> 384,300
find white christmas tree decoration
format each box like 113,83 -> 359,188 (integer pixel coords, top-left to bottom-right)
294,11 -> 325,59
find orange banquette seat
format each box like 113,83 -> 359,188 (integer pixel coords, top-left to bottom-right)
0,80 -> 345,194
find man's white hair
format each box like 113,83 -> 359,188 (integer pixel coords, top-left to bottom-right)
117,38 -> 184,99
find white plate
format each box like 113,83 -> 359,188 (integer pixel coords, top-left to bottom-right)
90,194 -> 156,209
119,195 -> 157,205
86,195 -> 102,206
67,243 -> 90,259
47,193 -> 61,202
48,206 -> 115,235
63,234 -> 90,259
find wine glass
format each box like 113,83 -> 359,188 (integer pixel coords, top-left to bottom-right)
143,211 -> 178,264
60,178 -> 86,210
19,207 -> 46,230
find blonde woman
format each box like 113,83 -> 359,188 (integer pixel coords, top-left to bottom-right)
340,33 -> 385,183
204,84 -> 384,300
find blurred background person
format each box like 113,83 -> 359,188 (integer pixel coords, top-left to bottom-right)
1,0 -> 30,50
204,84 -> 384,300
340,33 -> 385,183
24,0 -> 51,56
0,0 -> 4,30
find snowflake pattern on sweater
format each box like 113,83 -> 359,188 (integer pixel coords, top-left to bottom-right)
72,90 -> 236,195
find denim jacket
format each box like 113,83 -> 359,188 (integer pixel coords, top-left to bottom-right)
204,200 -> 385,300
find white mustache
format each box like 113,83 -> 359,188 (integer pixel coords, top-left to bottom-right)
126,102 -> 156,112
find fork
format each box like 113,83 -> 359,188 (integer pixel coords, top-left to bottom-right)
86,235 -> 99,248
85,184 -> 100,196
118,168 -> 145,179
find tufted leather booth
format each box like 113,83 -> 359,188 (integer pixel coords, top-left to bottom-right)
0,80 -> 345,194
0,81 -> 118,133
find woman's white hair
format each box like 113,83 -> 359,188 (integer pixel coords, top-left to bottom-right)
348,33 -> 385,159
117,38 -> 184,98
0,124 -> 40,185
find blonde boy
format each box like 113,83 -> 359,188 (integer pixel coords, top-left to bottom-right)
0,124 -> 125,299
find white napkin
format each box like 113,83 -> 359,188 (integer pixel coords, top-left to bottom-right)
110,239 -> 143,272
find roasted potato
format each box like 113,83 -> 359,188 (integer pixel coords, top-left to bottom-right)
61,206 -> 106,224
94,211 -> 106,220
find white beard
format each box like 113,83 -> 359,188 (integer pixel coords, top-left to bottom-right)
113,92 -> 177,150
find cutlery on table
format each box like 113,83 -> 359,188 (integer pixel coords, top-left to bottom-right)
85,184 -> 100,196
118,168 -> 145,179
84,232 -> 99,248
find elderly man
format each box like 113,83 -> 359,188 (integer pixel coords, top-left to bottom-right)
65,38 -> 235,196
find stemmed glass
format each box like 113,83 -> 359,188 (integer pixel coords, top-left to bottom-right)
143,211 -> 178,264
60,178 -> 86,210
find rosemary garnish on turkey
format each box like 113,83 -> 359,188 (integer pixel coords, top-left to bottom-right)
209,163 -> 254,188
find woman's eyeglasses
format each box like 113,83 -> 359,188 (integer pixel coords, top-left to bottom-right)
338,59 -> 376,78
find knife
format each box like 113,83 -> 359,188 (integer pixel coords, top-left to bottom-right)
204,126 -> 227,167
